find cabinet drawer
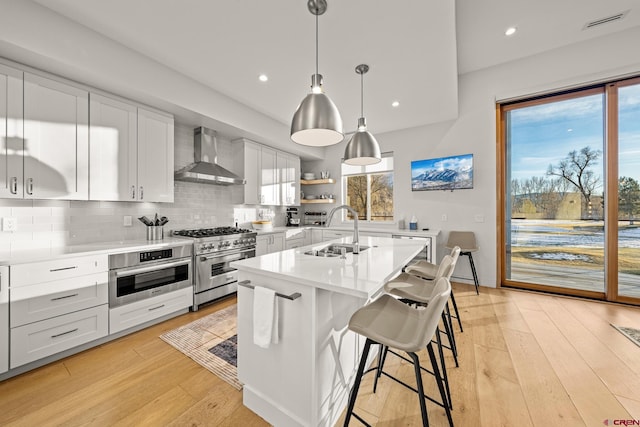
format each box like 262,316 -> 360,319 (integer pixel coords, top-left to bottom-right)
285,238 -> 305,250
10,255 -> 108,287
322,230 -> 350,241
10,272 -> 108,327
10,305 -> 108,369
109,287 -> 192,334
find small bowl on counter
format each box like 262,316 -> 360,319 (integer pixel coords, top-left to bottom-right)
251,220 -> 273,231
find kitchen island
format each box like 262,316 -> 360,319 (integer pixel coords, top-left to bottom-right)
231,236 -> 426,427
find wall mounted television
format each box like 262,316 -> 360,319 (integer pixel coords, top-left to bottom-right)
411,153 -> 473,191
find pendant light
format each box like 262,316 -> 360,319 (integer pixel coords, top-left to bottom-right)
290,0 -> 343,147
343,64 -> 382,165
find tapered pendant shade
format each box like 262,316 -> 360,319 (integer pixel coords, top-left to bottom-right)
344,118 -> 382,165
290,1 -> 343,147
291,75 -> 344,146
343,65 -> 382,165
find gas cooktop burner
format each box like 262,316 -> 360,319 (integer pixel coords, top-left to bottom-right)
173,227 -> 253,238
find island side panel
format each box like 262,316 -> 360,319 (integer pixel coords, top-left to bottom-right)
314,288 -> 368,427
237,270 -> 315,427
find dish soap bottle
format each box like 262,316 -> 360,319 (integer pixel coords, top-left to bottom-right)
410,215 -> 418,230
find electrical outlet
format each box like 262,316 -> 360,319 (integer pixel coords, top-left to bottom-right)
2,217 -> 17,232
474,214 -> 485,223
123,215 -> 132,226
441,214 -> 448,222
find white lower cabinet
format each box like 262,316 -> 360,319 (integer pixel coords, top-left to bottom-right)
256,232 -> 285,255
109,287 -> 192,334
0,267 -> 8,374
285,228 -> 306,249
10,273 -> 108,327
10,305 -> 108,368
8,255 -> 109,370
322,230 -> 351,241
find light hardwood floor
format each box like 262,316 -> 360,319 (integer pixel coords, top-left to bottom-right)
1,283 -> 639,426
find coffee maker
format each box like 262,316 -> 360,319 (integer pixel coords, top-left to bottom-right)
286,207 -> 300,227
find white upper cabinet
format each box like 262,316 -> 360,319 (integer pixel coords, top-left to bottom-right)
234,138 -> 300,206
260,146 -> 278,205
23,72 -> 89,200
89,93 -> 137,201
238,140 -> 260,204
137,108 -> 174,203
278,152 -> 300,206
90,96 -> 174,203
0,63 -> 23,199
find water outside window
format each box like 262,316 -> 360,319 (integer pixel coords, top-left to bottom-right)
506,92 -> 606,293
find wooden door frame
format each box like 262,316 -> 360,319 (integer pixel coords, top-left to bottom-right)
496,80 -> 640,306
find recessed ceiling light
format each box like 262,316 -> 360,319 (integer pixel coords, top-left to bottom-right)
505,27 -> 517,36
258,74 -> 268,82
391,101 -> 400,108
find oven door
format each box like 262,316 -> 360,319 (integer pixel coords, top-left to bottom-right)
109,258 -> 192,307
196,247 -> 255,293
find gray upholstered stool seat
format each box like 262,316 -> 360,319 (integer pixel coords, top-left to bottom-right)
446,231 -> 479,294
344,278 -> 454,427
405,246 -> 461,280
403,246 -> 464,334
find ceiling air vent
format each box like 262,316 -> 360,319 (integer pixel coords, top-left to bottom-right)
583,10 -> 628,30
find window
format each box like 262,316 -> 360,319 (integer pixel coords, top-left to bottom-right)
341,153 -> 394,222
498,76 -> 640,305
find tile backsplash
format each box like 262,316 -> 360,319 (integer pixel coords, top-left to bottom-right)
0,123 -> 286,255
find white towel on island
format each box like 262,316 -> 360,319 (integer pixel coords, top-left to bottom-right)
253,286 -> 279,348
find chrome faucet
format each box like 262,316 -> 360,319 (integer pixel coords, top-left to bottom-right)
326,204 -> 360,254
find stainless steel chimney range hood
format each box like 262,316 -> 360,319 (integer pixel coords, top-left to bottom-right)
174,127 -> 245,185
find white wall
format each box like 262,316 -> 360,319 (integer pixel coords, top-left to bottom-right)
308,26 -> 640,287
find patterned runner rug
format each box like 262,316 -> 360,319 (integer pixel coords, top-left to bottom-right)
611,325 -> 640,348
160,304 -> 241,390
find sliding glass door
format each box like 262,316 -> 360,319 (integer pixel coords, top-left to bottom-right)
499,77 -> 640,304
616,79 -> 640,301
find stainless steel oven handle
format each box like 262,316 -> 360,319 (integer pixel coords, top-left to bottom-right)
114,259 -> 191,278
199,247 -> 255,262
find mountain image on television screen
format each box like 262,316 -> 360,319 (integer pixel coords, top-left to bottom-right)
411,153 -> 473,191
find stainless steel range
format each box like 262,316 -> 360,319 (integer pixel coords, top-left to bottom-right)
173,227 -> 257,310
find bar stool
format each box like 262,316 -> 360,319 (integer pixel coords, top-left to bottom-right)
344,278 -> 454,427
385,256 -> 458,361
406,246 -> 464,333
446,231 -> 479,294
384,257 -> 458,409
405,246 -> 461,280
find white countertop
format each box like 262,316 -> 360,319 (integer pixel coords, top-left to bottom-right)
231,236 -> 425,298
0,237 -> 193,266
253,225 -> 440,239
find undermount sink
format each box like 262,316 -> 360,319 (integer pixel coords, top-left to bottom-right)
304,243 -> 370,257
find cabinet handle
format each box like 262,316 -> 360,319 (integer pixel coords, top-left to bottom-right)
148,304 -> 165,311
131,185 -> 136,199
51,293 -> 79,301
10,177 -> 17,194
26,178 -> 33,195
51,328 -> 79,339
49,266 -> 77,272
140,186 -> 144,200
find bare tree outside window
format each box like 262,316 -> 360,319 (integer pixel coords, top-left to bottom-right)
342,156 -> 394,222
547,146 -> 602,219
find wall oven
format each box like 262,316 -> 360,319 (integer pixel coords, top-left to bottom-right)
173,227 -> 257,310
108,244 -> 193,308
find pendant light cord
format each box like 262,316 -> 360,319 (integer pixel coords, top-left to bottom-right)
360,72 -> 364,117
315,9 -> 319,76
